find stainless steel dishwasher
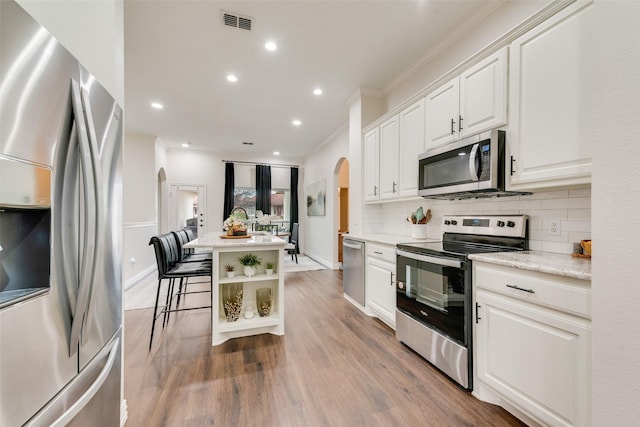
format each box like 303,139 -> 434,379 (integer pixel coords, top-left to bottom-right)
342,237 -> 365,305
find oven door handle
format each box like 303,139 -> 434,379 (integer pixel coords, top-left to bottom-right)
396,249 -> 463,269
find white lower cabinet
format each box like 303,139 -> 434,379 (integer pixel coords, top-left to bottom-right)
473,262 -> 591,427
365,243 -> 396,328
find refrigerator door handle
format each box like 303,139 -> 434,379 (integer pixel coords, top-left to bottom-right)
68,79 -> 98,356
78,87 -> 103,345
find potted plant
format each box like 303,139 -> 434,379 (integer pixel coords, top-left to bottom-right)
265,262 -> 275,276
223,263 -> 236,278
238,253 -> 261,277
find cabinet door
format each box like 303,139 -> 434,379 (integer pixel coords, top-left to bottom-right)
379,115 -> 400,200
475,290 -> 591,427
425,77 -> 459,150
507,1 -> 593,190
363,128 -> 380,202
398,98 -> 425,198
366,257 -> 396,328
460,48 -> 507,138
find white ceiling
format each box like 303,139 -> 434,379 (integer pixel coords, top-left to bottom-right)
124,0 -> 500,161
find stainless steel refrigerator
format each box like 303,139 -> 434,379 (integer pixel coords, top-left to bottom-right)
0,1 -> 123,425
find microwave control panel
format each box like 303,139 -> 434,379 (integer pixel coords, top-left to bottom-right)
478,142 -> 491,180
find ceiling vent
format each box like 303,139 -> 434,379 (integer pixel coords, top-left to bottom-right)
221,11 -> 252,31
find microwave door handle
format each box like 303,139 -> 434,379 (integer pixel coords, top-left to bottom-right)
468,143 -> 480,181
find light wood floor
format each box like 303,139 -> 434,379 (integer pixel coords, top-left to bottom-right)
124,269 -> 525,427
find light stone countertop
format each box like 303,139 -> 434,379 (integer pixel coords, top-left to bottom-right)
344,233 -> 437,246
184,232 -> 287,249
469,251 -> 592,281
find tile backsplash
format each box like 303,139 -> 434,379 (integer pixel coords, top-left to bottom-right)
361,187 -> 591,254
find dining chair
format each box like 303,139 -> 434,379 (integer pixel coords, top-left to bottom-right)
285,223 -> 299,263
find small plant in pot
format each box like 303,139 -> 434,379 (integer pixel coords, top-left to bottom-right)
224,263 -> 236,278
238,253 -> 261,277
265,262 -> 275,276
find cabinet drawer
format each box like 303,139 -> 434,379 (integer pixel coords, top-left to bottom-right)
366,243 -> 396,263
474,263 -> 591,319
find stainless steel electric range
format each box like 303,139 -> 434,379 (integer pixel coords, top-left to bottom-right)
395,214 -> 528,390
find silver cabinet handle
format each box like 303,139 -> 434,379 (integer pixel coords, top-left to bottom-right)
392,181 -> 397,193
373,251 -> 383,255
459,115 -> 463,132
506,284 -> 535,294
374,185 -> 378,196
450,118 -> 455,135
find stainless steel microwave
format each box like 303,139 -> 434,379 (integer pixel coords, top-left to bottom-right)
418,130 -> 529,200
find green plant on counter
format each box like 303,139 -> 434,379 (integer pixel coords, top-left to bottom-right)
265,262 -> 275,270
238,253 -> 262,267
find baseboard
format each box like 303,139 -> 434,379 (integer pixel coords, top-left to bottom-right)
124,264 -> 155,290
304,252 -> 338,270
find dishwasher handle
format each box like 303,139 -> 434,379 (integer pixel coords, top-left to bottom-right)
343,240 -> 364,250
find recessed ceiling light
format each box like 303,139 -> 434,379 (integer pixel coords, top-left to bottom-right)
226,74 -> 238,82
313,88 -> 323,95
181,142 -> 190,148
273,151 -> 280,155
151,102 -> 163,109
292,119 -> 302,126
265,41 -> 277,51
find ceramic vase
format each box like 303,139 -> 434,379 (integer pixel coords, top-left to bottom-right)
243,266 -> 256,277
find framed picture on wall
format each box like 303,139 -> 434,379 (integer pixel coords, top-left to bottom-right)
306,179 -> 326,216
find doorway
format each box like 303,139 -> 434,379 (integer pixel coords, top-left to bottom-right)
169,184 -> 206,237
335,158 -> 349,265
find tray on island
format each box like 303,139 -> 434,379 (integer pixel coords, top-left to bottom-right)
220,234 -> 252,239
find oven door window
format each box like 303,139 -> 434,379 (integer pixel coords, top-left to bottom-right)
397,254 -> 467,344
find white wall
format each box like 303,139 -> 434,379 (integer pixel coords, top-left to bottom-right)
590,1 -> 640,425
302,125 -> 349,268
16,0 -> 124,105
123,133 -> 157,285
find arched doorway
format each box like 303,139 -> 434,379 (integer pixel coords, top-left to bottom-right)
334,157 -> 349,266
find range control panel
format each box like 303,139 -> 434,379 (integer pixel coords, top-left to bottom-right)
442,215 -> 528,238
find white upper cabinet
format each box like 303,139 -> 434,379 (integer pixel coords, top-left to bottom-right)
379,115 -> 400,200
425,48 -> 508,151
507,1 -> 593,191
425,78 -> 460,148
363,127 -> 380,202
460,49 -> 508,137
398,98 -> 425,198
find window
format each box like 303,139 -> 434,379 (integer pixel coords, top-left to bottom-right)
233,187 -> 290,233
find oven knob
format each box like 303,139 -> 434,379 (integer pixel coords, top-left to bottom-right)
398,281 -> 405,290
451,220 -> 458,226
497,221 -> 505,227
444,220 -> 451,225
507,221 -> 516,227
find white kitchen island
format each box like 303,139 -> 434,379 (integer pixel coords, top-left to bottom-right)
184,232 -> 287,345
